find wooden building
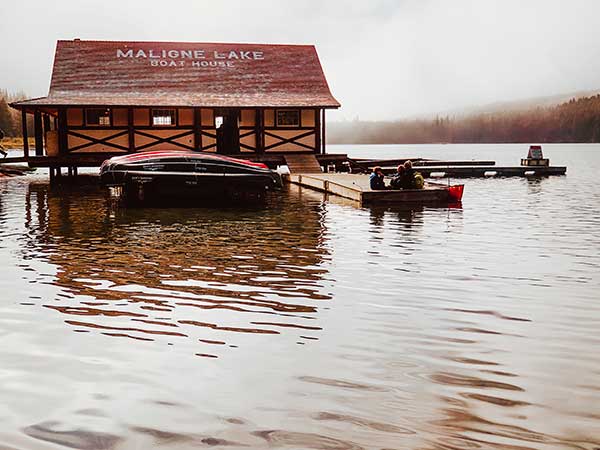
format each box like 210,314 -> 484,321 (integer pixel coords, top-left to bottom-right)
10,40 -> 340,166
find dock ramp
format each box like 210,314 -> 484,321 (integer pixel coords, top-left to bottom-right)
284,154 -> 323,174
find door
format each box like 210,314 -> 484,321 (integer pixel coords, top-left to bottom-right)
216,109 -> 240,154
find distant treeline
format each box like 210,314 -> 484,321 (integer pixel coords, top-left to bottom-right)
329,95 -> 600,144
3,88 -> 600,144
0,89 -> 33,137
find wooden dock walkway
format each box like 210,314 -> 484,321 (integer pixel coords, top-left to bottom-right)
288,173 -> 455,205
284,154 -> 323,173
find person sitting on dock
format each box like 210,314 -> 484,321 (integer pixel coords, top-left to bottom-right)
390,164 -> 405,190
400,160 -> 424,189
401,160 -> 415,188
369,166 -> 387,190
0,129 -> 7,158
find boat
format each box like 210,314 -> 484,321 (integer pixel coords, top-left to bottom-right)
99,151 -> 283,203
444,183 -> 464,202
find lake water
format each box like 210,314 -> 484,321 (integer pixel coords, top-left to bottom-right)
1,144 -> 599,449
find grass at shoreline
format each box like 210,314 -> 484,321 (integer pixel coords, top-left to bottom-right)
1,137 -> 35,149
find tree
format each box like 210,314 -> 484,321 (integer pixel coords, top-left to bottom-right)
0,97 -> 15,137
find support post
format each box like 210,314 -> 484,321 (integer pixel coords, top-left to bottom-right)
43,114 -> 51,133
57,109 -> 68,155
43,114 -> 51,154
21,109 -> 29,159
322,109 -> 326,154
34,110 -> 43,156
127,108 -> 135,152
255,109 -> 263,154
315,109 -> 321,155
258,109 -> 265,153
193,108 -> 201,151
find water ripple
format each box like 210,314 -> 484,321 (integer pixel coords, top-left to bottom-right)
1,145 -> 599,448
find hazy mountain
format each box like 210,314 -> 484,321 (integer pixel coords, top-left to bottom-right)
444,89 -> 600,118
328,93 -> 600,144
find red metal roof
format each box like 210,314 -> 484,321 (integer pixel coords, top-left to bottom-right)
13,40 -> 340,109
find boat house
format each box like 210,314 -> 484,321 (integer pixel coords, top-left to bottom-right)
10,39 -> 340,169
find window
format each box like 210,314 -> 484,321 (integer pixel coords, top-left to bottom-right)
276,109 -> 300,127
85,108 -> 111,126
152,109 -> 176,126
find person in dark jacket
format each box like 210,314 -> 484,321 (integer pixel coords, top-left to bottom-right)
0,129 -> 7,158
400,160 -> 415,189
399,160 -> 425,189
390,164 -> 405,189
369,166 -> 386,190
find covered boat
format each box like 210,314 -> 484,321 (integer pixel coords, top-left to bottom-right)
99,151 -> 283,203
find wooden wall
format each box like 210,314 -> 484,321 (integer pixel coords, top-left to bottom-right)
262,109 -> 317,153
60,107 -> 321,154
239,108 -> 257,153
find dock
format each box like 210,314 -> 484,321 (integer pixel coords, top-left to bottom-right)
347,158 -> 566,178
287,173 -> 457,205
349,158 -> 496,169
384,164 -> 566,178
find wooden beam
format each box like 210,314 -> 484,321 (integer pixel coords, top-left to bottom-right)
193,108 -> 201,151
34,110 -> 43,156
254,109 -> 263,154
134,129 -> 195,151
57,109 -> 68,155
322,109 -> 326,154
261,109 -> 265,153
43,114 -> 51,154
67,129 -> 130,152
263,129 -> 316,151
43,114 -> 51,133
21,109 -> 29,159
127,108 -> 135,152
315,109 -> 321,155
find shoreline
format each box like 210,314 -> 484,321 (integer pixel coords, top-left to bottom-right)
1,137 -> 35,149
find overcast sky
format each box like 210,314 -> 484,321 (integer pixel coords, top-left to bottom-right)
1,0 -> 599,120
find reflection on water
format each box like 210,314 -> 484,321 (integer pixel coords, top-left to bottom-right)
21,181 -> 331,351
369,205 -> 426,229
1,144 -> 600,449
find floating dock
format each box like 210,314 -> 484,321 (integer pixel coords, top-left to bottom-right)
350,158 -> 496,169
348,158 -> 566,178
387,165 -> 566,178
287,173 -> 459,205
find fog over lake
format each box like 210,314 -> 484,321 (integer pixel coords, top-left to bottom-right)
1,0 -> 600,120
